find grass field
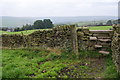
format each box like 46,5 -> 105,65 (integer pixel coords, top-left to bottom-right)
2,48 -> 118,78
0,29 -> 51,35
0,26 -> 112,35
89,26 -> 112,30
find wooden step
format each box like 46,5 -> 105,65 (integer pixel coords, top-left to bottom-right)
95,45 -> 102,48
99,51 -> 110,54
98,39 -> 111,42
89,37 -> 97,40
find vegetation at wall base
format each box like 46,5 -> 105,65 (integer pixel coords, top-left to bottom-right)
2,48 -> 119,79
104,53 -> 119,78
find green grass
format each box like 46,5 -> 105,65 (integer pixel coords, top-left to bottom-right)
0,29 -> 51,35
89,26 -> 112,30
79,50 -> 103,58
104,55 -> 119,78
2,48 -> 75,78
2,48 -> 119,78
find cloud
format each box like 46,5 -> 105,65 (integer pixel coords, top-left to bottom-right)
0,0 -> 119,17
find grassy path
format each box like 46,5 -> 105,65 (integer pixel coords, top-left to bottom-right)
58,58 -> 106,78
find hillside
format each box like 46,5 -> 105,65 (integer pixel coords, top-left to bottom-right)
0,16 -> 117,28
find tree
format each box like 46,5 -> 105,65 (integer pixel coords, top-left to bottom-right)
13,19 -> 53,32
106,20 -> 112,26
33,20 -> 45,29
14,27 -> 21,32
1,27 -> 8,31
43,19 -> 53,28
21,24 -> 32,30
29,25 -> 33,30
113,20 -> 118,24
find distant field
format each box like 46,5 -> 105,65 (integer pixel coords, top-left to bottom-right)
0,26 -> 112,35
0,29 -> 51,35
89,26 -> 112,30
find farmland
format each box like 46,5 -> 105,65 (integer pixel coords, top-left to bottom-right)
0,26 -> 112,35
0,29 -> 51,35
89,26 -> 112,30
2,48 -> 118,78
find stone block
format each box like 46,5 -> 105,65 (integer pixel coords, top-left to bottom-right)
89,37 -> 97,40
99,51 -> 110,54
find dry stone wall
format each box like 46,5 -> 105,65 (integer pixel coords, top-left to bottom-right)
2,34 -> 24,48
77,28 -> 113,51
2,25 -> 114,55
1,25 -> 78,54
27,25 -> 77,51
111,24 -> 120,74
77,28 -> 90,50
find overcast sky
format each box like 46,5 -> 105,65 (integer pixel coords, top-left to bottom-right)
0,0 -> 119,17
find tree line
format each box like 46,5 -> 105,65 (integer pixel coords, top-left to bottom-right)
86,20 -> 117,26
14,19 -> 54,31
0,19 -> 119,32
97,20 -> 117,26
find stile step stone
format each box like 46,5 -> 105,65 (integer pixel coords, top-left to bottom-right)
98,39 -> 111,42
90,37 -> 97,40
93,34 -> 110,38
99,51 -> 110,55
97,43 -> 111,47
95,45 -> 102,48
97,37 -> 111,39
